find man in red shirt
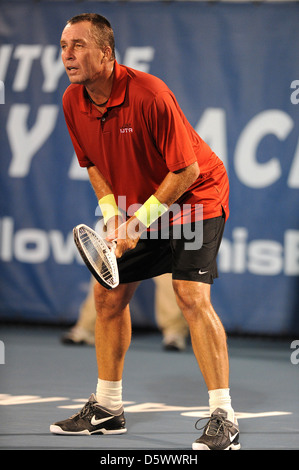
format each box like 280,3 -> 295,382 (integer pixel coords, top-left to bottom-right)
50,13 -> 240,451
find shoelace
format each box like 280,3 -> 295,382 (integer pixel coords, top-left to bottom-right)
78,401 -> 94,418
195,414 -> 234,436
68,400 -> 94,420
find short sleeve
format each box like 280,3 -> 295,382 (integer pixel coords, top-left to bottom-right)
62,93 -> 93,168
148,91 -> 198,172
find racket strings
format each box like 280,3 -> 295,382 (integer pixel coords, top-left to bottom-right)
80,229 -> 117,286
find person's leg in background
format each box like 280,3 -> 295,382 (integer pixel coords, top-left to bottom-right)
61,276 -> 96,345
154,273 -> 189,351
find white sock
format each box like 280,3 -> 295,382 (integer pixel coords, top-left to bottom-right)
96,378 -> 123,411
208,388 -> 235,423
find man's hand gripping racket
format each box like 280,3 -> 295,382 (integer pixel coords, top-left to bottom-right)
73,218 -> 144,290
73,224 -> 119,290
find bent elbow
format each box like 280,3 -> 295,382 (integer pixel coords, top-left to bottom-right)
188,161 -> 200,185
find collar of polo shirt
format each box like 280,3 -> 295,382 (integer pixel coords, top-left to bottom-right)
79,61 -> 128,116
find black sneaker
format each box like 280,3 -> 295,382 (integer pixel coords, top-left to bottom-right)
50,394 -> 127,435
192,408 -> 240,450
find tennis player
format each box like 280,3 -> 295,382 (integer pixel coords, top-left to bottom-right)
50,13 -> 240,450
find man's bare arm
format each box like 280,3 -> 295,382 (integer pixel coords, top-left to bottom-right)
87,166 -> 124,235
154,161 -> 199,207
108,162 -> 200,257
87,165 -> 113,200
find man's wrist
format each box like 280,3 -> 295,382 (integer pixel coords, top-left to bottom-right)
98,194 -> 122,225
134,195 -> 168,228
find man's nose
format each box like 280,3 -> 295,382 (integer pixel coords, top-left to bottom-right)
63,47 -> 75,60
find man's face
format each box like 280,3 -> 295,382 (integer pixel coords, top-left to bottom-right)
60,21 -> 104,85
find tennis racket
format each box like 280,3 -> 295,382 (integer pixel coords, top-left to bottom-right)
73,223 -> 119,290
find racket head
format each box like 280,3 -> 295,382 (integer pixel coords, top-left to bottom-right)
73,224 -> 119,290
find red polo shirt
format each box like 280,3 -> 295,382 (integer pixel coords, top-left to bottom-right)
63,61 -> 229,222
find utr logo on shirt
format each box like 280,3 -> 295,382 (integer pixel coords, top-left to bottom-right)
120,123 -> 133,133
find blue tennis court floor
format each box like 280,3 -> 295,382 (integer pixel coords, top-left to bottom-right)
0,324 -> 298,455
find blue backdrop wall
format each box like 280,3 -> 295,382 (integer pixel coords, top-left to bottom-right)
0,1 -> 298,335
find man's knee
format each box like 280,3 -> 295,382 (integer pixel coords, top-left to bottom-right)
93,281 -> 137,317
172,279 -> 212,320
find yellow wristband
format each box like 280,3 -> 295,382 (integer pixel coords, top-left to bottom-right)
98,194 -> 121,225
134,195 -> 168,228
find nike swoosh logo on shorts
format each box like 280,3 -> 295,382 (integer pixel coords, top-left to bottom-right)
198,270 -> 208,275
91,415 -> 114,426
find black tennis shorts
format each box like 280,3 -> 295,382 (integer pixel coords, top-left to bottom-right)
117,212 -> 225,285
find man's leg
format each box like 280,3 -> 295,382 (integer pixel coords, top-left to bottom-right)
173,279 -> 240,450
50,280 -> 139,436
172,279 -> 231,412
93,280 -> 139,382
